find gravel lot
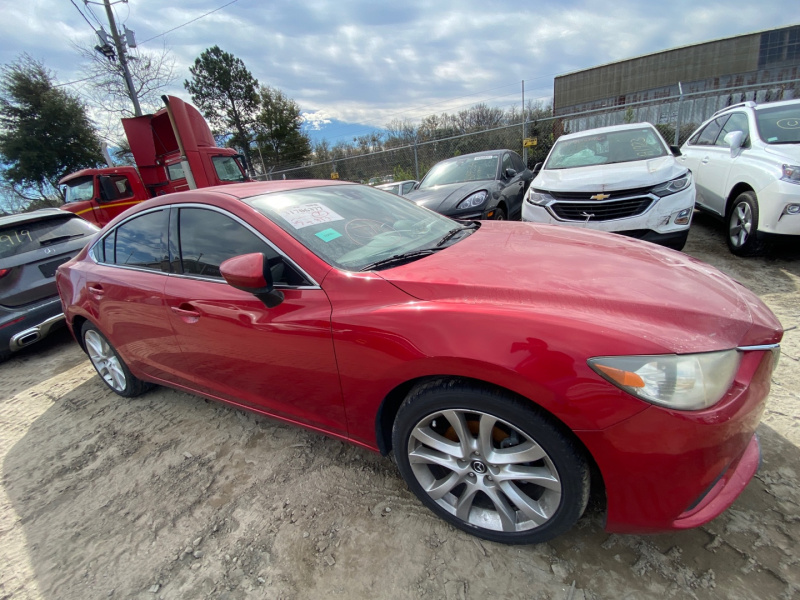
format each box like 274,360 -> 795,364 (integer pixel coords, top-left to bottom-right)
1,213 -> 799,600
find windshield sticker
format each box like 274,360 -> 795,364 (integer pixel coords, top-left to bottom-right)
315,228 -> 342,242
277,203 -> 345,229
777,118 -> 800,130
473,156 -> 496,160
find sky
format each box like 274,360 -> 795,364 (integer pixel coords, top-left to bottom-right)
0,0 -> 797,146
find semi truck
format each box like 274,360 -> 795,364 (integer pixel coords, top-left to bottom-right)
59,95 -> 248,226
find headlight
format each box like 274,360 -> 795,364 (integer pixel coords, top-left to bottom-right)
526,189 -> 554,206
457,191 -> 488,210
652,172 -> 692,197
588,350 -> 741,410
781,164 -> 800,185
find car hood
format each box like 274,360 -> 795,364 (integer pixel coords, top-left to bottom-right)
535,156 -> 684,192
379,222 -> 781,353
762,143 -> 800,163
405,181 -> 492,213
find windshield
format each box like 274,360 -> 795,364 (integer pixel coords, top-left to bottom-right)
246,184 -> 463,271
755,104 -> 800,144
544,127 -> 669,169
213,156 -> 247,182
419,155 -> 499,189
63,177 -> 94,204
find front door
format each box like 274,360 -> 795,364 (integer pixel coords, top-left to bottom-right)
162,206 -> 346,435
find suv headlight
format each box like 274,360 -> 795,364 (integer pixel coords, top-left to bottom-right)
588,350 -> 741,410
457,191 -> 488,210
526,189 -> 554,206
652,172 -> 692,197
781,164 -> 800,185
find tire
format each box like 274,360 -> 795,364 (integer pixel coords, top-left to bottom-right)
726,191 -> 765,256
392,379 -> 590,544
491,206 -> 506,221
81,321 -> 151,397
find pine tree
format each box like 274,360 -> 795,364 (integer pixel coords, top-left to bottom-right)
184,46 -> 259,175
0,55 -> 103,205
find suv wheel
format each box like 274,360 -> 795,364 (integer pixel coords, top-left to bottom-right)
727,191 -> 765,256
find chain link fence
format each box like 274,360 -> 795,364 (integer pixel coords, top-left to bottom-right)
257,78 -> 798,184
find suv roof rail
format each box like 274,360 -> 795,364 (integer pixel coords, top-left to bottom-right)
712,101 -> 756,117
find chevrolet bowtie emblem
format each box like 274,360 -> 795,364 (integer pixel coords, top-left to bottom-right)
590,193 -> 610,200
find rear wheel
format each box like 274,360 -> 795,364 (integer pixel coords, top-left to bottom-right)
81,322 -> 151,397
727,191 -> 765,256
392,380 -> 590,544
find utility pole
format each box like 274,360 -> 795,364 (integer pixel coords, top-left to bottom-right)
101,0 -> 142,116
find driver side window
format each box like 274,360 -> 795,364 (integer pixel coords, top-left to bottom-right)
176,208 -> 306,286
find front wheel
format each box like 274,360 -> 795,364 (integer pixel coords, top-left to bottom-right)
81,322 -> 151,397
392,380 -> 590,544
491,206 -> 506,221
727,191 -> 765,256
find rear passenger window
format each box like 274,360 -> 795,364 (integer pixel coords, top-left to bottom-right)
100,210 -> 168,271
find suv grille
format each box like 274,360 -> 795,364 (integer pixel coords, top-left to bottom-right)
549,196 -> 654,222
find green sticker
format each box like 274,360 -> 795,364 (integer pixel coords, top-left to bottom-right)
316,228 -> 342,242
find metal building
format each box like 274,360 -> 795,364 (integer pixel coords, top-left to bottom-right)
553,24 -> 800,137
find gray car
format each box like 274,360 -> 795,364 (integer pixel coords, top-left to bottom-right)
0,209 -> 98,361
405,150 -> 532,220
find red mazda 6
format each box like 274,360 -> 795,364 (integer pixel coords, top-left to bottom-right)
56,180 -> 782,544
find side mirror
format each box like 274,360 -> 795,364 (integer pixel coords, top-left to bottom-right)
532,162 -> 543,176
220,253 -> 284,308
723,131 -> 745,154
669,145 -> 682,156
504,168 -> 517,179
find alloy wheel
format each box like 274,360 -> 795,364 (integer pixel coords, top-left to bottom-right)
729,201 -> 753,248
84,329 -> 127,392
406,409 -> 562,533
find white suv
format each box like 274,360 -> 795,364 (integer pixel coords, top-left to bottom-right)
522,123 -> 695,250
679,99 -> 800,256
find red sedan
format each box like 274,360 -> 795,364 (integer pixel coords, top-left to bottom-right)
56,180 -> 782,544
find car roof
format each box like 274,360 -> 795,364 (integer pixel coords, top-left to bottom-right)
557,122 -> 658,142
206,179 -> 357,200
437,149 -> 512,162
0,208 -> 78,227
377,180 -> 416,187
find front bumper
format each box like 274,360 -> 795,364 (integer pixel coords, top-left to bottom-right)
522,185 -> 694,237
753,179 -> 800,235
576,348 -> 774,533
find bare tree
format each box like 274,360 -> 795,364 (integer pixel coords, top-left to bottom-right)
73,41 -> 176,140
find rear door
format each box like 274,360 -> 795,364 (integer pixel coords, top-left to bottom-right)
85,208 -> 180,381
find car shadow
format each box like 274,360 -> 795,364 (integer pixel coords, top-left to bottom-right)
3,374 -> 799,599
686,211 -> 800,298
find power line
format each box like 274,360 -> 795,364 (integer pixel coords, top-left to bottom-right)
139,0 -> 240,45
68,0 -> 98,34
53,73 -> 106,87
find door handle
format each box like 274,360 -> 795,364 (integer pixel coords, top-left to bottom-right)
171,305 -> 201,319
88,284 -> 104,297
701,157 -> 710,164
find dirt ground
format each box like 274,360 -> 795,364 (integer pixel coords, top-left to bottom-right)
1,213 -> 799,600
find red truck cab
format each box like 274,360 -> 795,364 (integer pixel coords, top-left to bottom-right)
59,96 -> 248,227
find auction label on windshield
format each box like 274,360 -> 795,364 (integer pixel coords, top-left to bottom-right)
277,203 -> 345,229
